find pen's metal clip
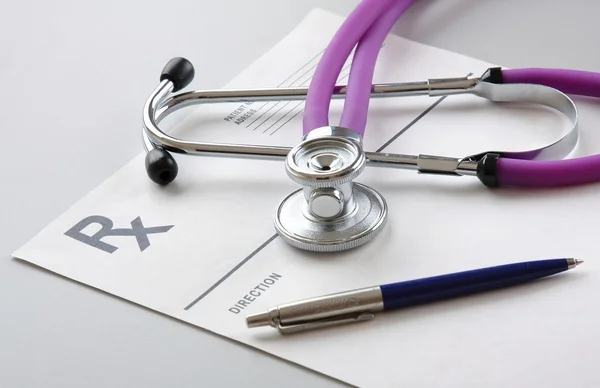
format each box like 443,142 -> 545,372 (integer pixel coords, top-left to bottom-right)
276,313 -> 375,334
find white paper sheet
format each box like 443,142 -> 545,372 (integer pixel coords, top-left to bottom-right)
13,8 -> 600,388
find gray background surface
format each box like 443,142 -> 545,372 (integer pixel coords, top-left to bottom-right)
2,1 -> 599,387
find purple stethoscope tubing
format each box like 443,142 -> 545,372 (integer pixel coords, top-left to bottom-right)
303,0 -> 415,136
498,69 -> 600,187
303,0 -> 600,188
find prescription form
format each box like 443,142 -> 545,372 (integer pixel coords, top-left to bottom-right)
13,9 -> 600,388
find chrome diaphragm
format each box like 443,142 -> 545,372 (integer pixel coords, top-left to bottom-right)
274,127 -> 388,252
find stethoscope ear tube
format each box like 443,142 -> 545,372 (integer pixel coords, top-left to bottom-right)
143,57 -> 195,185
143,57 -> 192,186
142,60 -> 581,190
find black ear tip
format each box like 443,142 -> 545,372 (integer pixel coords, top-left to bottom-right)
160,57 -> 195,92
145,149 -> 178,185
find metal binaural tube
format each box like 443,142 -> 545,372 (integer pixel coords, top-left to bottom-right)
141,68 -> 578,183
154,77 -> 477,113
142,80 -> 469,172
364,152 -> 419,170
142,73 -> 480,161
143,86 -> 469,175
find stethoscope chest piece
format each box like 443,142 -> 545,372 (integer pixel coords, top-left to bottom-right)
274,127 -> 388,252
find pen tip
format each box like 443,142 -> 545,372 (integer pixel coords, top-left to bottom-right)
567,258 -> 583,269
246,311 -> 275,328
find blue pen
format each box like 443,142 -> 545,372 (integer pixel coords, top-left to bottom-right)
245,258 -> 582,334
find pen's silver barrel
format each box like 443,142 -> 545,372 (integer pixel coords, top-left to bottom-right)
246,286 -> 384,329
277,286 -> 384,325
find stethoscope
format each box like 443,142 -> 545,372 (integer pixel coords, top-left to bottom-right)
141,0 -> 600,253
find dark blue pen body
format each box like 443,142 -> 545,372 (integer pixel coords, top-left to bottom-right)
379,259 -> 570,311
